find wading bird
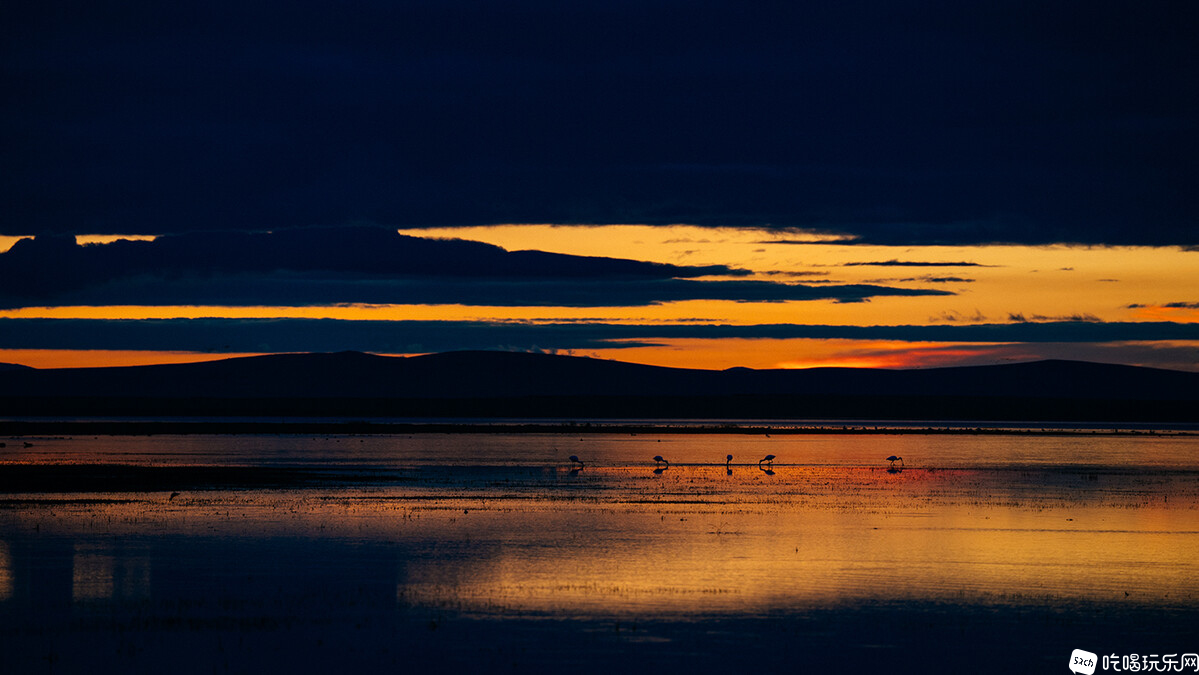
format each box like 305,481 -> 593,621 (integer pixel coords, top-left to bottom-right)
726,454 -> 733,466
759,454 -> 775,467
886,455 -> 904,469
653,455 -> 669,467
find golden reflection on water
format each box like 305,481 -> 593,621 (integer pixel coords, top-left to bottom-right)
71,542 -> 152,603
0,542 -> 11,601
386,465 -> 1199,615
72,543 -> 114,601
394,500 -> 1199,616
2,462 -> 1197,618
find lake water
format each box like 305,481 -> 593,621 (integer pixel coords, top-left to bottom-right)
1,432 -> 1197,673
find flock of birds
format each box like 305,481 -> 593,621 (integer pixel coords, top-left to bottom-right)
566,453 -> 904,474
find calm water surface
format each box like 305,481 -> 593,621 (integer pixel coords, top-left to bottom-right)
1,433 -> 1197,673
6,431 -> 1197,468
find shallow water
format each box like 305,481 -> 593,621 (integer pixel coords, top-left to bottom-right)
6,431 -> 1197,468
1,433 -> 1197,673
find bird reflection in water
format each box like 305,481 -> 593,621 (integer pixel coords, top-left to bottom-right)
756,454 -> 776,475
653,455 -> 669,474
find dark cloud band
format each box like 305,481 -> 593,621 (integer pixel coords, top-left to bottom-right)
3,318 -> 1197,355
0,227 -> 949,308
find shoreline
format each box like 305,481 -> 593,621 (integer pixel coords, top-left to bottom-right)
2,420 -> 1195,437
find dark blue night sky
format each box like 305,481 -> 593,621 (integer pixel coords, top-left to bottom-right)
3,1 -> 1195,245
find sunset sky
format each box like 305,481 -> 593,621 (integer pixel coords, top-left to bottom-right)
2,2 -> 1196,371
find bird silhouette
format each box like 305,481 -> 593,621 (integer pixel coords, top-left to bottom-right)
758,454 -> 775,467
653,455 -> 669,467
569,455 -> 584,468
886,455 -> 904,468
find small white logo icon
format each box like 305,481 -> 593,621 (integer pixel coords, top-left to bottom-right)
1070,649 -> 1098,675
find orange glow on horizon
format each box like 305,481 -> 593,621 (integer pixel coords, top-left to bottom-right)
576,338 -> 1029,370
0,350 -> 265,370
6,337 -> 1198,372
0,342 -> 1016,371
1128,305 -> 1199,323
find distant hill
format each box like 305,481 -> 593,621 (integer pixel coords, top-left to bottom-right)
1,351 -> 1196,421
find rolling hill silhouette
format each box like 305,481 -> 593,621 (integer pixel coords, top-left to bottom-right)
1,351 -> 1196,421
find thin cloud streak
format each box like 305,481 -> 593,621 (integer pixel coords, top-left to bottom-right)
1127,302 -> 1199,310
864,276 -> 975,284
843,260 -> 990,268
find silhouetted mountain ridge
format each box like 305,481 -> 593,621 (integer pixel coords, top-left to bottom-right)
2,351 -> 1196,421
